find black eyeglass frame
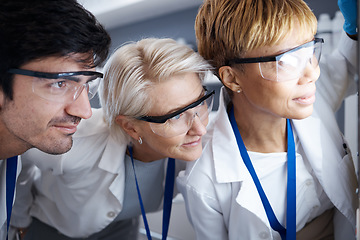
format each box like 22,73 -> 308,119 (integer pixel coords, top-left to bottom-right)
226,38 -> 324,65
137,88 -> 215,124
7,68 -> 103,81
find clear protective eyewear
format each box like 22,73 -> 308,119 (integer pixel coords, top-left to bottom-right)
227,38 -> 324,82
137,88 -> 215,138
7,68 -> 103,103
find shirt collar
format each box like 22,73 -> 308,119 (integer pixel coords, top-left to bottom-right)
211,87 -> 250,183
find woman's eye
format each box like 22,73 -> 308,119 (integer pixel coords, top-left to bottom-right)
198,100 -> 205,106
279,55 -> 299,68
171,113 -> 184,121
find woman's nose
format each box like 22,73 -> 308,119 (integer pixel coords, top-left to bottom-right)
187,113 -> 207,136
298,63 -> 320,85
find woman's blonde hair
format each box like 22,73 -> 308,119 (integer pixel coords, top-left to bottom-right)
195,0 -> 318,72
99,38 -> 212,141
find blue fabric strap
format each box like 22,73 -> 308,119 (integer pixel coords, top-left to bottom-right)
6,156 -> 18,240
229,107 -> 296,240
162,157 -> 175,240
286,118 -> 296,240
128,146 -> 175,240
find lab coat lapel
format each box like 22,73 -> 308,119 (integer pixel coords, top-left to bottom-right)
212,88 -> 250,183
212,88 -> 269,223
212,118 -> 268,223
292,116 -> 323,182
293,114 -> 356,226
98,134 -> 127,208
73,107 -> 127,204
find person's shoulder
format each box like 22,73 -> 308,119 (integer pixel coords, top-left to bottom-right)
75,108 -> 109,138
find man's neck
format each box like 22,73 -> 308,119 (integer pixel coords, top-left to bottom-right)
0,128 -> 28,159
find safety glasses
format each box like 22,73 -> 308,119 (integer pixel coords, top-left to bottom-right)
8,68 -> 103,103
137,88 -> 215,138
226,38 -> 324,82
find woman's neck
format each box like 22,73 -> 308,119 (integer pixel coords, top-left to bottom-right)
129,141 -> 165,163
231,102 -> 288,153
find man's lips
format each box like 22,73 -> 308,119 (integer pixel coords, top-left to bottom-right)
52,123 -> 79,134
49,116 -> 81,135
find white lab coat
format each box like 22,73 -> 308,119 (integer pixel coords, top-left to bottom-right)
10,108 -> 185,238
177,32 -> 358,240
0,159 -> 21,240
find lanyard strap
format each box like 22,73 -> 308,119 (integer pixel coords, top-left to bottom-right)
228,107 -> 296,240
162,156 -> 175,240
128,146 -> 175,240
6,156 -> 18,240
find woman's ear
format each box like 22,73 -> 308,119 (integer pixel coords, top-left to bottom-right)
219,66 -> 242,93
115,115 -> 141,141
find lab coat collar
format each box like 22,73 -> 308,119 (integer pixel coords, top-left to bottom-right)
212,87 -> 253,183
96,117 -> 128,207
74,108 -> 109,138
75,108 -> 128,204
98,134 -> 127,174
75,108 -> 128,174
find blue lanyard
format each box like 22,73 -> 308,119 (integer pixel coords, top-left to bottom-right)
228,107 -> 296,240
6,156 -> 18,240
128,146 -> 175,240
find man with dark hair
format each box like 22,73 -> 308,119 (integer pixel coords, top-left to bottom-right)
0,0 -> 111,238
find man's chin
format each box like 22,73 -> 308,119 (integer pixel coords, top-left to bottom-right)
34,138 -> 73,155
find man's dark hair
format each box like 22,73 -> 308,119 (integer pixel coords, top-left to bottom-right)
0,0 -> 111,99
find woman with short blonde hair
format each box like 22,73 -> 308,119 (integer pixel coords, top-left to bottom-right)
177,0 -> 358,239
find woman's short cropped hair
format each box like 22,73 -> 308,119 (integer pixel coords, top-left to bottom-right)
100,38 -> 213,142
195,0 -> 318,72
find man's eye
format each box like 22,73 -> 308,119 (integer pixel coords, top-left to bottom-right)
51,81 -> 67,89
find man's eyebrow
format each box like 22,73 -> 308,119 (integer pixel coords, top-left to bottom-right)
61,76 -> 81,82
63,75 -> 97,83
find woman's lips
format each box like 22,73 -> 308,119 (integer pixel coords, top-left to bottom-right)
293,92 -> 316,105
183,138 -> 202,147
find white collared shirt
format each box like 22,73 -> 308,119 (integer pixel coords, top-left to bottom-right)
1,158 -> 21,240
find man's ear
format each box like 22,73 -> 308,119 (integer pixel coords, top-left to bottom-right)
115,115 -> 141,141
219,66 -> 242,93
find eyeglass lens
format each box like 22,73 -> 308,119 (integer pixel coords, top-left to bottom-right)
149,93 -> 214,138
259,41 -> 322,82
32,76 -> 101,103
